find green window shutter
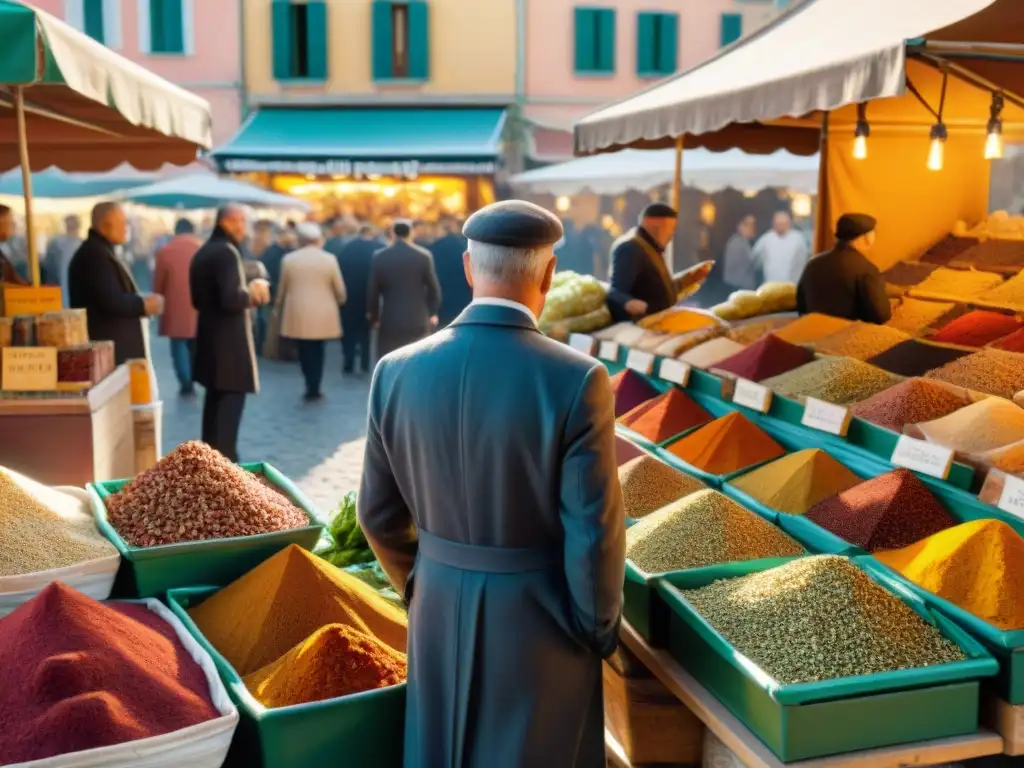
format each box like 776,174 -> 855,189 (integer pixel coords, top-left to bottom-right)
658,13 -> 678,74
721,13 -> 742,47
636,12 -> 655,74
372,1 -> 394,80
272,0 -> 294,79
149,0 -> 184,53
305,1 -> 328,80
407,1 -> 429,80
574,8 -> 595,72
83,0 -> 105,42
597,8 -> 615,73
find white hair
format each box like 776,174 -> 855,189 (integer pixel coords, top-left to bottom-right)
295,221 -> 322,244
467,240 -> 553,285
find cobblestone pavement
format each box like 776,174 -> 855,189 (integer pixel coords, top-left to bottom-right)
152,337 -> 369,514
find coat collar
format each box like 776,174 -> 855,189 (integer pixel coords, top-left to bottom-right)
449,302 -> 540,333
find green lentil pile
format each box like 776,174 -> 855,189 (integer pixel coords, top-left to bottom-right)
625,489 -> 802,574
677,556 -> 966,685
761,357 -> 903,405
618,456 -> 706,519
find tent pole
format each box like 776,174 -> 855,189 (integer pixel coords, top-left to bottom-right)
14,86 -> 39,287
671,135 -> 683,209
813,112 -> 830,255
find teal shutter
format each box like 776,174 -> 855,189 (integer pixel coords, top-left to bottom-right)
574,8 -> 595,72
372,1 -> 394,80
272,1 -> 293,79
658,13 -> 678,73
636,12 -> 655,74
721,13 -> 742,47
306,1 -> 328,79
83,0 -> 105,43
161,0 -> 184,53
407,1 -> 429,80
597,9 -> 615,73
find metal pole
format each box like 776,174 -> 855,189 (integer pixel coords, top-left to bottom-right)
13,86 -> 39,287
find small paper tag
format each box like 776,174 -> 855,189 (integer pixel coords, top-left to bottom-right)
733,378 -> 772,413
658,358 -> 691,387
891,435 -> 953,480
626,349 -> 655,375
598,341 -> 620,362
802,397 -> 852,437
568,333 -> 596,356
2,347 -> 57,391
998,473 -> 1024,520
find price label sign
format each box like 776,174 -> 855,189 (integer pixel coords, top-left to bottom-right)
658,358 -> 691,387
2,347 -> 57,391
2,285 -> 62,317
802,397 -> 852,437
626,349 -> 655,375
891,435 -> 953,480
998,473 -> 1024,520
598,341 -> 620,362
733,378 -> 772,413
568,333 -> 596,356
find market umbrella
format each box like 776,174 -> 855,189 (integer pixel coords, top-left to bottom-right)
0,0 -> 212,283
0,165 -> 156,198
120,174 -> 311,211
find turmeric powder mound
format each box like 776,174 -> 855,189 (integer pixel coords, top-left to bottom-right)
773,313 -> 853,345
639,307 -> 720,334
188,544 -> 407,676
242,624 -> 407,709
666,412 -> 785,476
876,519 -> 1024,631
730,449 -> 862,516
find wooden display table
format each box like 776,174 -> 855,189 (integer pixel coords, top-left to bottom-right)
0,365 -> 134,486
613,621 -> 1004,768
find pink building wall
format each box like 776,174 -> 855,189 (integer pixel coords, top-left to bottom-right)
33,0 -> 242,147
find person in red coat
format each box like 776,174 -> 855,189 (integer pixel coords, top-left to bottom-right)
153,219 -> 201,396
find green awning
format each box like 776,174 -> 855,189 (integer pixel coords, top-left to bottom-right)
212,108 -> 507,177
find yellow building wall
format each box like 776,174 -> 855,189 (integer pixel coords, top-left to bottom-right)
243,0 -> 518,98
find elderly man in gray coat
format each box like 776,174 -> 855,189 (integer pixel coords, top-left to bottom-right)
358,200 -> 625,767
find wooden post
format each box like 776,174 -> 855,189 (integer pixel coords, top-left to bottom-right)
14,86 -> 39,287
671,135 -> 683,209
813,112 -> 830,255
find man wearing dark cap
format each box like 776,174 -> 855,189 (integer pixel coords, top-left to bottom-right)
797,213 -> 891,323
606,203 -> 705,321
367,219 -> 442,360
359,200 -> 624,767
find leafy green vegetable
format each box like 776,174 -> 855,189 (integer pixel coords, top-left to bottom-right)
319,491 -> 375,568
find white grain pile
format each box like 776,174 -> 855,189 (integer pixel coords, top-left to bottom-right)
679,338 -> 747,369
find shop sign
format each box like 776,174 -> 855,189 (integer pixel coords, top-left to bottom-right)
997,472 -> 1024,520
220,158 -> 498,179
3,285 -> 62,317
625,349 -> 655,375
658,359 -> 691,387
598,341 -> 620,362
732,378 -> 772,413
891,435 -> 953,480
568,333 -> 596,356
2,347 -> 57,391
801,397 -> 852,437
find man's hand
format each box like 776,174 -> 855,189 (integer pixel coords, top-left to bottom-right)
624,299 -> 648,317
248,279 -> 270,307
143,294 -> 164,316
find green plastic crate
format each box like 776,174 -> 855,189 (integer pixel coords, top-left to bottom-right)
88,462 -> 326,598
167,587 -> 404,768
860,556 -> 1024,704
655,559 -> 998,762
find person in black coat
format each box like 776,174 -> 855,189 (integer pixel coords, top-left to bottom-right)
328,224 -> 379,374
190,205 -> 271,462
797,213 -> 892,324
68,202 -> 163,365
430,218 -> 471,328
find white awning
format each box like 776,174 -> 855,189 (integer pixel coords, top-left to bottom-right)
509,149 -> 819,196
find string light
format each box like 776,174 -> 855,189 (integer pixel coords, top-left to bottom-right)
853,103 -> 869,160
986,92 -> 1005,160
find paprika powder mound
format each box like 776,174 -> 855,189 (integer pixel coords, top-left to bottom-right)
0,583 -> 219,765
875,519 -> 1024,631
711,333 -> 814,383
609,369 -> 660,418
188,544 -> 407,677
729,449 -> 862,516
666,412 -> 785,476
243,623 -> 407,709
618,389 -> 712,443
929,310 -> 1023,348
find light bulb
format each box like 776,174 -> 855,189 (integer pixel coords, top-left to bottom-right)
853,134 -> 868,160
985,130 -> 1004,160
927,138 -> 945,171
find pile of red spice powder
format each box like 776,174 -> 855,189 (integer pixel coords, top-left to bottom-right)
804,469 -> 957,552
618,389 -> 712,443
992,326 -> 1024,353
711,334 -> 814,382
609,369 -> 659,417
0,583 -> 219,764
929,310 -> 1024,348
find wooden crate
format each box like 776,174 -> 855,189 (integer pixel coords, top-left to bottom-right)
984,695 -> 1024,756
604,645 -> 704,766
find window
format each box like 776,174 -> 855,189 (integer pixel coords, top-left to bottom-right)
149,0 -> 185,54
372,1 -> 429,81
574,7 -> 615,75
720,13 -> 743,47
636,12 -> 677,77
272,1 -> 328,80
83,0 -> 105,43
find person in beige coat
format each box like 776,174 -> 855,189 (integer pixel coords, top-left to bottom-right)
276,222 -> 347,401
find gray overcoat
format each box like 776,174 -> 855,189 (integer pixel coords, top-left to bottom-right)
358,302 -> 625,768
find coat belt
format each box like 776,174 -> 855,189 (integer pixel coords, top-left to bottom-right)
418,529 -> 560,574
